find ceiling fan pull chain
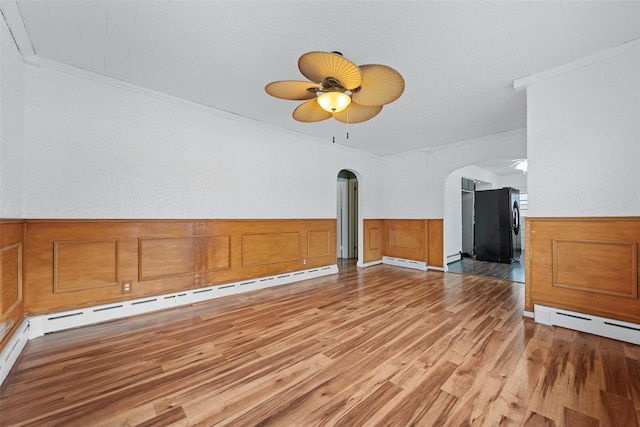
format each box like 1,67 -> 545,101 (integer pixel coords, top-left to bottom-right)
347,109 -> 350,139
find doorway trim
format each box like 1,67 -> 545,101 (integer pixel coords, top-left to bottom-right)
337,169 -> 360,265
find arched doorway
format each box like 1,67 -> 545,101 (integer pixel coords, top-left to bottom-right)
337,170 -> 358,260
444,160 -> 527,282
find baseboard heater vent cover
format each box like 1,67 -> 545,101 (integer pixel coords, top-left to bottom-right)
0,320 -> 30,386
383,256 -> 427,271
28,264 -> 338,340
534,304 -> 640,345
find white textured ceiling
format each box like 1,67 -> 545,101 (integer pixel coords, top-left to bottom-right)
11,1 -> 640,156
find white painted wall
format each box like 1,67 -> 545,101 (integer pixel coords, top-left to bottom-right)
23,65 -> 384,220
494,173 -> 527,193
381,150 -> 429,218
426,129 -> 527,219
0,16 -> 25,218
527,45 -> 640,217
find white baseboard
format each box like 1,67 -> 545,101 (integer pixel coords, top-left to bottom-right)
446,253 -> 462,264
523,310 -> 534,318
534,304 -> 640,345
0,319 -> 30,386
1,264 -> 338,386
382,256 -> 445,272
383,256 -> 427,271
359,260 -> 383,268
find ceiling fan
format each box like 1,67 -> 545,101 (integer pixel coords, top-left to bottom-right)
265,51 -> 404,124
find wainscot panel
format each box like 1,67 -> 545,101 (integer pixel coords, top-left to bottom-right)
242,232 -> 301,267
527,217 -> 640,323
54,239 -> 118,292
307,230 -> 331,259
383,219 -> 428,263
363,220 -> 383,263
25,219 -> 336,314
0,220 -> 25,351
139,235 -> 231,281
363,219 -> 444,266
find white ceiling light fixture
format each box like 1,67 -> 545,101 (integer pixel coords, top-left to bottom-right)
317,91 -> 351,113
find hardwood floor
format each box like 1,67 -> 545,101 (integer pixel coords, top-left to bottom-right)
1,262 -> 639,426
447,255 -> 525,283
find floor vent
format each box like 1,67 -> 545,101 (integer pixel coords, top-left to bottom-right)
534,304 -> 640,345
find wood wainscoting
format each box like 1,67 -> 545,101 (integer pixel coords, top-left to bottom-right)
363,219 -> 383,263
363,219 -> 443,268
25,219 -> 336,314
526,217 -> 640,323
0,220 -> 24,351
427,219 -> 444,268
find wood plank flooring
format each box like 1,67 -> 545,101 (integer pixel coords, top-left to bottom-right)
1,261 -> 639,426
447,255 -> 525,283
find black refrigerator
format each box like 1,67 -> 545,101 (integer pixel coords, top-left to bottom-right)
474,188 -> 521,263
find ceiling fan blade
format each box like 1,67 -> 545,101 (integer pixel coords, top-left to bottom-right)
292,99 -> 333,122
265,80 -> 321,100
333,102 -> 382,124
298,51 -> 362,90
351,64 -> 405,106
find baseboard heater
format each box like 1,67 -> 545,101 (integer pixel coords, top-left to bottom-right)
0,319 -> 30,386
446,252 -> 462,264
382,256 -> 446,272
534,304 -> 640,345
0,264 -> 338,387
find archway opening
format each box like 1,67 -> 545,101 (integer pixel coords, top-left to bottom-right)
337,170 -> 358,262
444,159 -> 527,283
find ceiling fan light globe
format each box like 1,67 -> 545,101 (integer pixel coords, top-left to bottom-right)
317,92 -> 351,113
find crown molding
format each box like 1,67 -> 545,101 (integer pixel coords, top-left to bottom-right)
24,56 -> 384,161
514,38 -> 640,92
0,0 -> 35,58
428,128 -> 527,153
